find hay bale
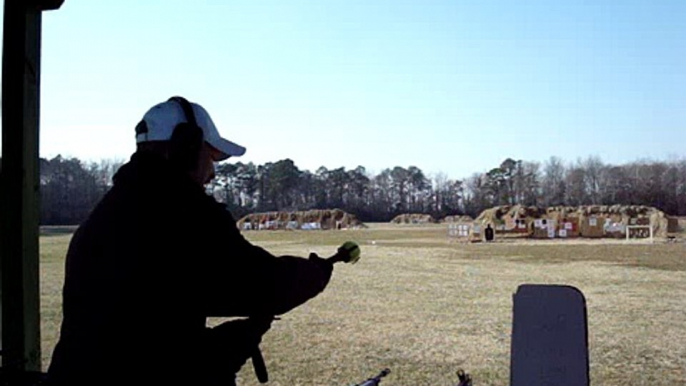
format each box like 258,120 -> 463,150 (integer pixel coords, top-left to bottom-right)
531,218 -> 557,239
391,213 -> 437,224
602,214 -> 626,239
443,215 -> 473,223
472,205 -> 519,238
501,205 -> 537,234
542,207 -> 583,238
475,206 -> 507,224
578,213 -> 605,238
649,211 -> 669,238
548,215 -> 580,238
667,216 -> 680,233
560,217 -> 580,238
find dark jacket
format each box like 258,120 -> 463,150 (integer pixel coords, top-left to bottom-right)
47,152 -> 332,386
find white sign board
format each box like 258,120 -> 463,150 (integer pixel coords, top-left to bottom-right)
448,224 -> 457,237
606,222 -> 625,233
449,224 -> 471,237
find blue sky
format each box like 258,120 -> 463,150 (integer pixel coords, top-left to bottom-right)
27,1 -> 686,178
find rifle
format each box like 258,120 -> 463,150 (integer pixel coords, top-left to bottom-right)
351,368 -> 391,386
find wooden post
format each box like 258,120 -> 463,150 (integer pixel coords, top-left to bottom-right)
0,0 -> 53,372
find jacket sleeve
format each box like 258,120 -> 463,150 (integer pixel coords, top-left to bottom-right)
200,204 -> 333,317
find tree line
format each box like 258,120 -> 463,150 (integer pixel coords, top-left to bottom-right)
32,154 -> 686,225
38,156 -> 124,225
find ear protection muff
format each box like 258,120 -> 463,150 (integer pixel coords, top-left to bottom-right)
168,96 -> 204,172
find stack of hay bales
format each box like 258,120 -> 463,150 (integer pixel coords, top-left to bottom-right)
577,205 -> 610,238
595,205 -> 625,238
542,205 -> 671,239
390,213 -> 437,224
470,204 -> 675,240
574,205 -> 667,238
443,215 -> 474,223
502,205 -> 544,234
531,218 -> 558,239
237,209 -> 364,231
646,208 -> 672,238
470,205 -> 543,238
469,205 -> 528,241
544,206 -> 580,238
474,206 -> 509,228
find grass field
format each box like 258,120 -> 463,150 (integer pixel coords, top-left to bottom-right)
39,224 -> 686,386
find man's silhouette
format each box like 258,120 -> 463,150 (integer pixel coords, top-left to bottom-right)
484,224 -> 495,242
47,97 -> 333,386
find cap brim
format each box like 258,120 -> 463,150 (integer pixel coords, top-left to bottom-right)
208,136 -> 246,161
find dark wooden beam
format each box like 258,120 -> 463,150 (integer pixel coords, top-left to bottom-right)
1,0 -> 43,372
28,0 -> 65,11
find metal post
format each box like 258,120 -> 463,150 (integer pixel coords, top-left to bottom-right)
1,0 -> 44,372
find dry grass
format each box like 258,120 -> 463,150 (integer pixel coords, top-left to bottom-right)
39,224 -> 686,385
39,234 -> 70,369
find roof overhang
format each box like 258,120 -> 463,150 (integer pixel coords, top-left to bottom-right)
27,0 -> 65,11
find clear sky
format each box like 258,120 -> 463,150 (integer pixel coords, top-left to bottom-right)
25,1 -> 686,178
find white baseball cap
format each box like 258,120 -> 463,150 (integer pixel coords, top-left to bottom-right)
135,97 -> 246,160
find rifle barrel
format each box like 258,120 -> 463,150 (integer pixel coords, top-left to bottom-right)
356,369 -> 391,386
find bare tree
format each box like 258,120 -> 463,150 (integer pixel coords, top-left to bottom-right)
582,156 -> 604,205
519,161 -> 541,206
542,156 -> 566,206
565,163 -> 587,206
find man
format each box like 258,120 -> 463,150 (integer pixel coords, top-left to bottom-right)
47,97 -> 334,386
